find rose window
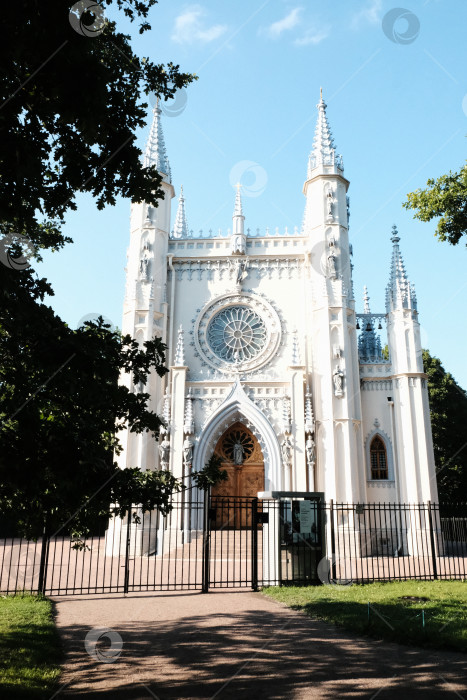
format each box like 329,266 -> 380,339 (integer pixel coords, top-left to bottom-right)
207,306 -> 267,364
222,430 -> 254,462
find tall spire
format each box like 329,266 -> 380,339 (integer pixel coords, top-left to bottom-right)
385,225 -> 417,312
307,90 -> 343,176
144,99 -> 172,182
172,185 -> 189,238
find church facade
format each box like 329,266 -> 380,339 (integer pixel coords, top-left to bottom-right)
117,93 -> 439,508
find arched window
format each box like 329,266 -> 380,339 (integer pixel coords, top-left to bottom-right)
370,436 -> 388,479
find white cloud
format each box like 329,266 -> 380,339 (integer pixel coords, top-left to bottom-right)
351,0 -> 383,28
294,28 -> 329,47
265,7 -> 302,38
171,5 -> 227,45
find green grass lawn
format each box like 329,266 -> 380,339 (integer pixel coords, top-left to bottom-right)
263,580 -> 467,653
0,594 -> 62,699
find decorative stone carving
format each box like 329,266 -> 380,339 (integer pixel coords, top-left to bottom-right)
159,429 -> 170,469
291,329 -> 301,365
183,435 -> 194,468
234,257 -> 249,288
281,397 -> 291,434
304,392 -> 315,435
333,345 -> 342,359
174,325 -> 185,366
232,441 -> 245,464
184,390 -> 194,435
305,435 -> 316,468
327,249 -> 337,279
139,243 -> 151,281
326,190 -> 334,220
171,258 -> 302,282
231,232 -> 246,255
281,435 -> 292,465
333,365 -> 344,397
162,389 -> 171,431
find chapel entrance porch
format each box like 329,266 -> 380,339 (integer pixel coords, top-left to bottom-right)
211,422 -> 265,529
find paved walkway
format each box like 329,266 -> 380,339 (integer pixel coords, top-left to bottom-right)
52,590 -> 466,699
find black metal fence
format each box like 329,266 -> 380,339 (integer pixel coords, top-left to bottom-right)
1,499 -> 466,595
327,501 -> 467,584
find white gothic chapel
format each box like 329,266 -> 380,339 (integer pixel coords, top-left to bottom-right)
117,92 -> 439,507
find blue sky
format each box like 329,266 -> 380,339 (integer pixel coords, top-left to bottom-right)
37,0 -> 467,387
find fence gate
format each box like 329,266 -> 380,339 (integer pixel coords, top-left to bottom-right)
206,496 -> 262,590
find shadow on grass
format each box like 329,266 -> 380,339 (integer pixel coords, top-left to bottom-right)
292,598 -> 467,653
0,597 -> 62,700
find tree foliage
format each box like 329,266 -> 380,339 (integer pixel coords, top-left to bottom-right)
0,2 -> 207,538
0,264 -> 226,538
191,455 -> 228,492
0,1 -> 196,251
403,162 -> 467,245
0,262 -> 166,536
423,349 -> 467,500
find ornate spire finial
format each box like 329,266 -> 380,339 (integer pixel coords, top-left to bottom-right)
174,325 -> 185,366
144,101 -> 172,182
162,387 -> 171,432
391,224 -> 400,244
172,185 -> 189,238
233,183 -> 243,216
282,397 -> 291,434
231,183 -> 246,253
307,90 -> 343,175
291,329 -> 301,365
305,391 -> 315,435
183,388 -> 194,435
363,285 -> 371,314
386,225 -> 417,312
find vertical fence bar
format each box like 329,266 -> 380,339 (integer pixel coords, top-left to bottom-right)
329,499 -> 336,581
37,519 -> 49,595
427,501 -> 438,580
202,489 -> 210,593
251,498 -> 258,591
123,506 -> 131,594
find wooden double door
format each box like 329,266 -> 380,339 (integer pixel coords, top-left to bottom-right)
211,422 -> 264,529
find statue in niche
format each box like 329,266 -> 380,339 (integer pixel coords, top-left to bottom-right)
326,190 -> 334,219
159,431 -> 171,467
183,435 -> 194,467
327,249 -> 337,279
140,243 -> 151,281
281,435 -> 292,465
233,441 -> 245,465
306,435 -> 316,467
333,366 -> 344,397
235,257 -> 249,287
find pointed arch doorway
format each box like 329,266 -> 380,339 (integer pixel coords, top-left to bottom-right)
211,422 -> 265,529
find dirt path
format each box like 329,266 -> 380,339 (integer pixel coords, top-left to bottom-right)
52,589 -> 466,699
